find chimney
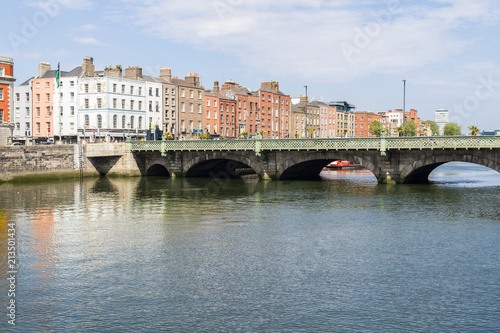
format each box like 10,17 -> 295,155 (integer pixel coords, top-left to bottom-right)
124,66 -> 143,81
38,62 -> 51,77
82,57 -> 95,77
185,73 -> 200,87
213,80 -> 220,93
261,81 -> 279,93
225,80 -> 236,91
104,66 -> 122,78
300,95 -> 308,104
160,67 -> 172,81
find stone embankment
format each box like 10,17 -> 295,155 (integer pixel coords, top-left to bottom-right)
0,143 -> 140,182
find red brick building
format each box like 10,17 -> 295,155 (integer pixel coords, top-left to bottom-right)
256,81 -> 291,138
355,111 -> 382,137
0,56 -> 15,135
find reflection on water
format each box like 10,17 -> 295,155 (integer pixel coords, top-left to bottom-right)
0,162 -> 499,332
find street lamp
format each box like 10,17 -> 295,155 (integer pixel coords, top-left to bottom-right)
402,79 -> 406,137
304,85 -> 308,138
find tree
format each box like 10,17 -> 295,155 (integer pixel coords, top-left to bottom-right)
404,120 -> 417,137
468,125 -> 480,136
423,120 -> 439,136
444,123 -> 461,136
397,125 -> 404,137
369,120 -> 384,137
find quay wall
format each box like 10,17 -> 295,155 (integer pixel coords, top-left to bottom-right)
0,143 -> 140,182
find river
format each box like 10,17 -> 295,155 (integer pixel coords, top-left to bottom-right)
1,162 -> 499,332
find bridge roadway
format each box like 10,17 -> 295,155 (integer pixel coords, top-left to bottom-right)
120,135 -> 500,184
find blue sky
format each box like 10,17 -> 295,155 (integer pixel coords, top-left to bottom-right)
3,0 -> 500,131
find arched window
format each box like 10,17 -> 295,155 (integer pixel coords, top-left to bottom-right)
97,114 -> 102,129
130,116 -> 135,129
138,116 -> 142,129
84,115 -> 89,127
122,116 -> 126,129
113,115 -> 118,129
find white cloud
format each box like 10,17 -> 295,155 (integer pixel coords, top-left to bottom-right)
71,36 -> 106,46
114,0 -> 500,83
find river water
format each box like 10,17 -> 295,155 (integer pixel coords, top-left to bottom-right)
1,162 -> 499,332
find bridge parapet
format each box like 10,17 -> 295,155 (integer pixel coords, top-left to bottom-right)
127,136 -> 500,156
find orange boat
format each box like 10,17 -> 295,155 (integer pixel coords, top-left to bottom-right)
325,160 -> 362,169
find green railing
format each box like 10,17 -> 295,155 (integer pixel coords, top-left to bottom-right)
127,136 -> 500,157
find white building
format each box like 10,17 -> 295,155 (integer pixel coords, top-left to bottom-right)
53,66 -> 82,143
435,109 -> 449,136
13,78 -> 33,144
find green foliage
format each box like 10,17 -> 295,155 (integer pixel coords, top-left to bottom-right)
468,125 -> 480,136
404,120 -> 417,137
423,120 -> 440,135
444,123 -> 462,136
369,120 -> 384,137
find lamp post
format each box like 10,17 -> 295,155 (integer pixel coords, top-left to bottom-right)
402,79 -> 406,137
304,85 -> 308,138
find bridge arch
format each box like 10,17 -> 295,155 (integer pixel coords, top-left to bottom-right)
277,151 -> 377,180
183,152 -> 263,178
144,157 -> 172,177
400,151 -> 500,184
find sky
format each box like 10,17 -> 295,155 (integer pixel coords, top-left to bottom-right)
2,0 -> 500,131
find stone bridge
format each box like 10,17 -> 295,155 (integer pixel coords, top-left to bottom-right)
115,136 -> 500,184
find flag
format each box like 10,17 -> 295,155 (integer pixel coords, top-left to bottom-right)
56,62 -> 60,88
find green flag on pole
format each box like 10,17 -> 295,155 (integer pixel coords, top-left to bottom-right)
56,62 -> 60,88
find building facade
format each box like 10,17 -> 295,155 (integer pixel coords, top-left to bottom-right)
0,56 -> 16,145
13,78 -> 33,144
172,73 -> 204,139
355,111 -> 381,137
435,109 -> 449,136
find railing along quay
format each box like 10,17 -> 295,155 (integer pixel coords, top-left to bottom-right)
127,135 -> 500,157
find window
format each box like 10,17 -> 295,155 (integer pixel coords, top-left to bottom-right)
198,104 -> 201,113
84,84 -> 89,93
138,101 -> 142,110
156,101 -> 159,112
70,81 -> 74,87
149,87 -> 153,96
113,98 -> 117,108
207,123 -> 210,133
130,86 -> 134,95
138,87 -> 142,95
97,98 -> 102,108
189,103 -> 193,113
122,85 -> 125,93
0,88 -> 3,100
71,106 -> 74,116
122,116 -> 126,129
207,99 -> 210,106
214,99 -> 217,108
122,99 -> 125,109
59,106 -> 63,116
181,102 -> 185,113
26,107 -> 30,117
189,90 -> 193,98
70,92 -> 75,101
36,107 -> 40,117
25,93 -> 29,102
36,82 -> 40,88
198,91 -> 201,99
36,122 -> 41,134
15,93 -> 20,102
113,84 -> 117,93
131,100 -> 135,110
149,101 -> 152,111
97,115 -> 102,129
156,88 -> 159,97
165,88 -> 169,95
46,82 -> 50,88
207,110 -> 210,119
181,89 -> 185,97
85,99 -> 89,109
46,93 -> 50,102
97,83 -> 101,92
181,120 -> 185,132
0,67 -> 4,76
189,120 -> 193,132
214,110 -> 217,120
138,117 -> 142,129
84,115 -> 89,127
130,116 -> 135,129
